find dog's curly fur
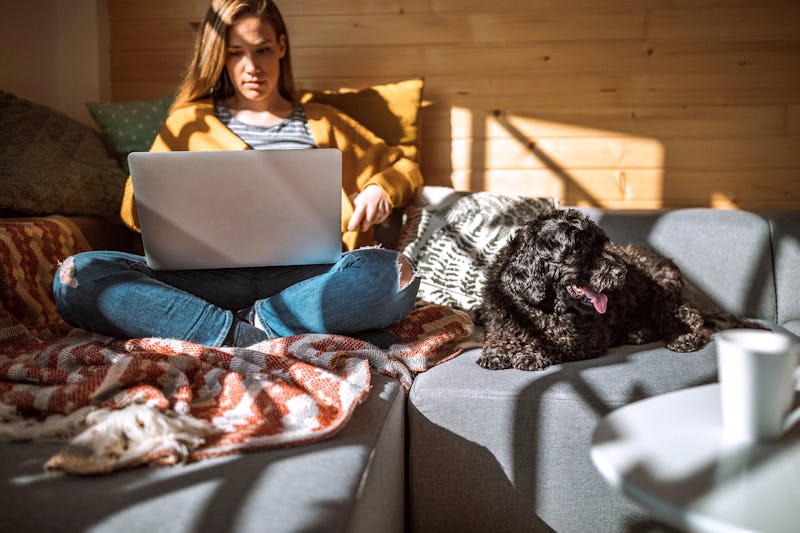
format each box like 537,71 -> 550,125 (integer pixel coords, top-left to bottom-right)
478,209 -> 760,371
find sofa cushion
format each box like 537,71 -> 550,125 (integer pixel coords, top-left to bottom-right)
86,95 -> 175,172
408,344 -> 719,533
0,91 -> 128,221
0,216 -> 90,336
781,320 -> 800,337
301,78 -> 424,162
0,371 -> 405,533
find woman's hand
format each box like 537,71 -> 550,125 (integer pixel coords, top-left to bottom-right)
348,185 -> 392,232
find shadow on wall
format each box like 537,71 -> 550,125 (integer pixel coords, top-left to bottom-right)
452,106 -> 664,208
446,105 -> 792,211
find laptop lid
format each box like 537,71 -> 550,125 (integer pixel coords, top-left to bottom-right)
128,149 -> 343,270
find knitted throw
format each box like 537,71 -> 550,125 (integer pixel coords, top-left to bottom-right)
0,217 -> 474,474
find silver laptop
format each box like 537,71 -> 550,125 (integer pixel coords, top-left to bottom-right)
128,149 -> 343,270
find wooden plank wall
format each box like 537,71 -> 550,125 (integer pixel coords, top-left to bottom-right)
107,0 -> 800,210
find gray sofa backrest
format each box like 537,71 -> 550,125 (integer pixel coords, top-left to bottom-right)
580,208 -> 776,322
766,211 -> 800,327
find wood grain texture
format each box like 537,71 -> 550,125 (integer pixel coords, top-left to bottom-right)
107,0 -> 800,209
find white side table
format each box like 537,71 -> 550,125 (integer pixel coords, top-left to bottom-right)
591,384 -> 800,533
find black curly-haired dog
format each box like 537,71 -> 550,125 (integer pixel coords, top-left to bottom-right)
477,208 -> 760,371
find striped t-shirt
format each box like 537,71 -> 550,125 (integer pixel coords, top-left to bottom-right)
214,100 -> 316,150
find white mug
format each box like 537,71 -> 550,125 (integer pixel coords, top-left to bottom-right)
715,329 -> 800,444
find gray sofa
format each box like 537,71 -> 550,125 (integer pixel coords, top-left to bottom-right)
2,207 -> 798,533
408,207 -> 800,533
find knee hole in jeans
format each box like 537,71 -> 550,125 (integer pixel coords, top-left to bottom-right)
397,254 -> 415,291
57,255 -> 80,289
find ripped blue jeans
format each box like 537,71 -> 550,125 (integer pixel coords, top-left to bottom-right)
53,247 -> 419,346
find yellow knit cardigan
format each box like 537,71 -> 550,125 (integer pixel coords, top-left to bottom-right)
120,99 -> 423,250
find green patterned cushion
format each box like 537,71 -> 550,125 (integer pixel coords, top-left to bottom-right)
87,96 -> 174,171
397,186 -> 558,319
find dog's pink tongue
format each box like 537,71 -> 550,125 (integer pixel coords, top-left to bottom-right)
582,287 -> 608,314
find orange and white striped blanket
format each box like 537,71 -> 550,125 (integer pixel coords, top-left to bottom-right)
0,216 -> 474,475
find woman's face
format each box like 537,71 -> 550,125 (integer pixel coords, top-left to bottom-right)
225,15 -> 286,108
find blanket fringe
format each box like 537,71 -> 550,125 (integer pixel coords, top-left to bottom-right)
0,402 -> 217,475
44,403 -> 219,475
0,402 -> 95,441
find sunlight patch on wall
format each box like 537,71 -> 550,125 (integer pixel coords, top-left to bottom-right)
710,192 -> 739,209
448,107 -> 665,208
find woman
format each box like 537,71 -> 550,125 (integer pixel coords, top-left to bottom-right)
54,0 -> 422,347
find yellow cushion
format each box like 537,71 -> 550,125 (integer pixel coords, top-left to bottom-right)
301,78 -> 424,162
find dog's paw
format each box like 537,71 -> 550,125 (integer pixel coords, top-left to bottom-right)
511,352 -> 552,371
666,331 -> 711,352
676,305 -> 706,330
477,351 -> 513,370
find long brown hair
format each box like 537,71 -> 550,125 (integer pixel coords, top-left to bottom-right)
171,0 -> 297,110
